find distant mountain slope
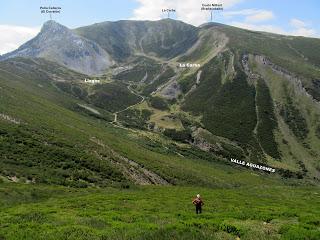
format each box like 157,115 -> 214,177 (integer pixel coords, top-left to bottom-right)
207,23 -> 320,100
1,19 -> 320,182
1,21 -> 112,75
75,19 -> 199,61
177,24 -> 320,178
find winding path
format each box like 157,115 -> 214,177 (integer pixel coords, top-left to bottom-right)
113,83 -> 145,123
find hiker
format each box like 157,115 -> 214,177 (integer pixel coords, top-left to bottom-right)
192,194 -> 204,214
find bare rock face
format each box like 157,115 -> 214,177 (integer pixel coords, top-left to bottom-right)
1,20 -> 112,75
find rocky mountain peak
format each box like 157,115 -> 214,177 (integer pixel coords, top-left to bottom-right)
1,20 -> 112,75
38,20 -> 71,41
42,20 -> 68,32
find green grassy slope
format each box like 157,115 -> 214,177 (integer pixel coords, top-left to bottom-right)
207,24 -> 320,99
113,57 -> 162,83
255,78 -> 280,159
182,52 -> 261,162
54,79 -> 142,113
0,59 -> 127,186
0,183 -> 319,240
0,57 -> 290,188
248,54 -> 320,178
177,24 -> 320,178
12,22 -> 317,177
88,82 -> 141,113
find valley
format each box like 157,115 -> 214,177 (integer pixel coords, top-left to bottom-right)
0,18 -> 320,239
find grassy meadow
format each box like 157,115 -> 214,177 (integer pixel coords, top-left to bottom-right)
0,182 -> 319,240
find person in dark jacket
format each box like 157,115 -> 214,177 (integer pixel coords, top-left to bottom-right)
192,194 -> 204,214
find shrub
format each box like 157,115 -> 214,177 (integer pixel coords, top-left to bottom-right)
163,129 -> 192,142
149,96 -> 169,110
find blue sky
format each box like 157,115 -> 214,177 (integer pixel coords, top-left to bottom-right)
0,0 -> 139,28
0,0 -> 319,54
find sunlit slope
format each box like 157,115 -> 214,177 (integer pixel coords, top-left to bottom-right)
176,24 -> 320,179
0,58 -> 287,187
75,19 -> 199,61
1,20 -> 320,181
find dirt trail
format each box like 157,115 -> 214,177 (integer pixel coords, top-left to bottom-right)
241,54 -> 266,154
113,84 -> 145,123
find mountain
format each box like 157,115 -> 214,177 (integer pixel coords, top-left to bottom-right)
1,18 -> 320,239
1,20 -> 112,75
1,19 -> 199,72
75,19 -> 199,61
1,19 -> 320,182
178,23 -> 320,178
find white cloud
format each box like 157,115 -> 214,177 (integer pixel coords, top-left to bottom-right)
290,18 -> 306,28
132,0 -> 243,26
0,25 -> 40,55
291,27 -> 316,37
223,9 -> 274,22
230,19 -> 318,37
289,18 -> 316,37
230,21 -> 286,34
245,10 -> 274,22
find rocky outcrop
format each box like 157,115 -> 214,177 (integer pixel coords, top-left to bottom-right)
0,113 -> 21,124
159,79 -> 182,99
254,55 -> 319,105
90,137 -> 169,185
242,54 -> 260,85
1,20 -> 112,75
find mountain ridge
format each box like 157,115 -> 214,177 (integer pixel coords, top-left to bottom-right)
1,20 -> 112,75
1,18 -> 320,181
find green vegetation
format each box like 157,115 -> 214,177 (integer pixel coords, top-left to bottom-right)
140,20 -> 198,59
163,128 -> 191,142
148,96 -> 169,110
280,103 -> 309,140
0,183 -> 319,240
309,79 -> 320,101
193,128 -> 246,160
88,82 -> 141,113
256,79 -> 281,159
280,86 -> 309,140
289,37 -> 320,67
212,23 -> 320,101
217,24 -> 320,78
0,122 -> 126,187
54,81 -> 88,100
54,80 -> 141,114
118,108 -> 152,129
114,57 -> 162,83
1,19 -> 320,240
178,31 -> 213,62
142,67 -> 175,95
1,57 -> 283,188
316,125 -> 320,139
247,52 -> 320,176
179,72 -> 197,94
183,52 -> 257,147
0,57 -> 88,81
75,19 -> 199,60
